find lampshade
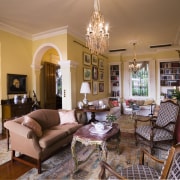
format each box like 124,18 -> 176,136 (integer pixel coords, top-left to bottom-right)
80,82 -> 91,94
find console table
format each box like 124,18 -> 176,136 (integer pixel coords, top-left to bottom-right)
1,99 -> 33,134
76,107 -> 110,123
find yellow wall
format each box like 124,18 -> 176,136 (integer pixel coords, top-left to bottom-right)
0,30 -> 32,99
67,34 -> 109,103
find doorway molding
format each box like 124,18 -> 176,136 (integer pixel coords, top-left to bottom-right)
31,43 -> 62,104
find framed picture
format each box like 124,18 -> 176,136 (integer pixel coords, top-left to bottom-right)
83,52 -> 91,66
99,59 -> 104,69
99,82 -> 104,92
93,81 -> 98,95
7,74 -> 27,94
99,71 -> 104,81
92,66 -> 98,80
92,55 -> 98,66
83,67 -> 91,81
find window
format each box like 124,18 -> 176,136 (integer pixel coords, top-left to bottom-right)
131,61 -> 149,97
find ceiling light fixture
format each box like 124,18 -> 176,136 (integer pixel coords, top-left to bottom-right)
86,0 -> 109,55
129,43 -> 141,74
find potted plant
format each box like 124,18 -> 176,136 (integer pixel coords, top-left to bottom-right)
106,114 -> 117,126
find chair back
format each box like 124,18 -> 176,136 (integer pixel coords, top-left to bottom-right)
160,143 -> 180,179
155,101 -> 179,132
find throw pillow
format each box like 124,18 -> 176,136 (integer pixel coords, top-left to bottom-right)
143,99 -> 154,105
59,109 -> 78,125
22,116 -> 43,137
109,100 -> 119,107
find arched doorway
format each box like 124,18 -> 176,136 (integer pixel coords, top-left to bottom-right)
31,43 -> 62,109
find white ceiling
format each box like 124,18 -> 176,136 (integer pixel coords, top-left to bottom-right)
0,0 -> 180,54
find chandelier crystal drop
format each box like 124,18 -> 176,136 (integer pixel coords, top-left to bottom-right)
129,43 -> 141,74
86,0 -> 109,55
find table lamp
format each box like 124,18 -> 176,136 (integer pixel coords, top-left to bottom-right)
80,82 -> 91,106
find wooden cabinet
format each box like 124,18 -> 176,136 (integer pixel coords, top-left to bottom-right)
109,64 -> 121,97
160,61 -> 180,86
1,99 -> 33,133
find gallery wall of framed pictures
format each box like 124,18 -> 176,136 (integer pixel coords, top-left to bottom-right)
83,52 -> 105,95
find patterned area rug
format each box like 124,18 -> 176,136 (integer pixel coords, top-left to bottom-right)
0,139 -> 11,165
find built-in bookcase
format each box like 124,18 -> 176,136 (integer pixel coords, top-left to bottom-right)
160,61 -> 180,86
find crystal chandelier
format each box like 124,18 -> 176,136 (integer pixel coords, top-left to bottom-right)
86,0 -> 109,55
129,43 -> 141,73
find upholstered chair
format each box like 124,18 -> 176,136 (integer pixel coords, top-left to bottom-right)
99,143 -> 180,180
134,100 -> 179,154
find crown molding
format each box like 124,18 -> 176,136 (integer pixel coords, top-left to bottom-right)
32,26 -> 68,41
0,22 -> 32,40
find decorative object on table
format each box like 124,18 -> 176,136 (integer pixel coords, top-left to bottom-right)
90,122 -> 112,135
92,122 -> 105,131
98,100 -> 104,108
106,114 -> 117,126
85,0 -> 109,55
14,95 -> 18,104
80,82 -> 91,107
77,101 -> 83,109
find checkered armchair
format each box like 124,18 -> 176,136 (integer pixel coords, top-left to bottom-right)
98,144 -> 180,180
134,100 -> 179,153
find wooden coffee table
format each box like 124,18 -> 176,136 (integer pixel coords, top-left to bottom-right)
71,123 -> 120,172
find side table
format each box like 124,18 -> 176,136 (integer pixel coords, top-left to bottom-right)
75,107 -> 110,123
71,123 -> 120,172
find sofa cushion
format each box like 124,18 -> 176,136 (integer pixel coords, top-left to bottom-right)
22,116 -> 43,137
59,109 -> 78,125
51,123 -> 83,134
28,109 -> 60,130
39,129 -> 68,148
135,100 -> 145,106
109,100 -> 119,107
143,99 -> 154,105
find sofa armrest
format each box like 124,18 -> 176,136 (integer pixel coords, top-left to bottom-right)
4,121 -> 34,139
4,120 -> 42,156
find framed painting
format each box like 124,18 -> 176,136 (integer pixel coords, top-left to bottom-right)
93,81 -> 98,95
92,55 -> 98,66
99,59 -> 104,69
83,67 -> 91,81
92,66 -> 98,80
7,74 -> 27,94
83,52 -> 91,66
99,71 -> 104,81
99,82 -> 104,92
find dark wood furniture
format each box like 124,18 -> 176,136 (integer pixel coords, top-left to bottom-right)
76,107 -> 110,123
71,123 -> 120,172
1,99 -> 33,134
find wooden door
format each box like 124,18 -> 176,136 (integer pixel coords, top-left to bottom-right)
44,62 -> 56,109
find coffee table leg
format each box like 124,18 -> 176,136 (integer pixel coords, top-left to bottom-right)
71,137 -> 78,172
101,142 -> 107,161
